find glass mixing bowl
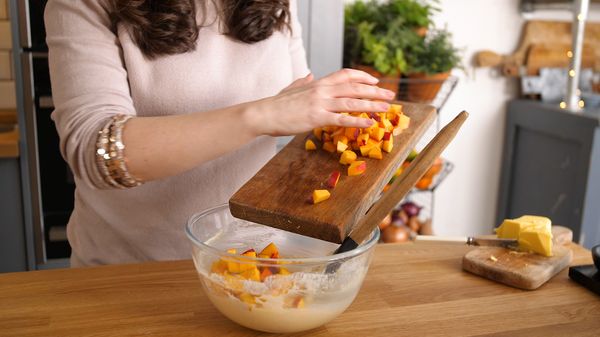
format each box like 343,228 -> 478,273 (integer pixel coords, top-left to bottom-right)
186,204 -> 379,333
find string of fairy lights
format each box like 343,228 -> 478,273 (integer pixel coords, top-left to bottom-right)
561,0 -> 589,111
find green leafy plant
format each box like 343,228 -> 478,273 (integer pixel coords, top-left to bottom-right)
343,0 -> 441,76
405,29 -> 461,75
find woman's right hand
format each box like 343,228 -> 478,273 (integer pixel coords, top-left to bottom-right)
246,68 -> 397,137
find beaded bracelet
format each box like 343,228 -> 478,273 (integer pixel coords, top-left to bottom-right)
95,115 -> 143,189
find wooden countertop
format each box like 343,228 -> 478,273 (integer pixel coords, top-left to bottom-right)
0,243 -> 597,336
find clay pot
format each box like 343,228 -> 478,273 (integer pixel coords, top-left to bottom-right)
406,71 -> 450,103
353,64 -> 400,96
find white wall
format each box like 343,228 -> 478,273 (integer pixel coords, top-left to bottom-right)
431,0 -> 524,236
431,0 -> 600,236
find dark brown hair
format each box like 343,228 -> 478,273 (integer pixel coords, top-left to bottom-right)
110,0 -> 291,59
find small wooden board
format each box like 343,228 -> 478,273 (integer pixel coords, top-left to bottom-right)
462,246 -> 573,290
230,102 -> 436,243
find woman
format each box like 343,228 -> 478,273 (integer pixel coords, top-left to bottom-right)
45,0 -> 394,267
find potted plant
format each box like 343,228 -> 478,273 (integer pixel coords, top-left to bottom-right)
405,29 -> 461,102
344,0 -> 438,94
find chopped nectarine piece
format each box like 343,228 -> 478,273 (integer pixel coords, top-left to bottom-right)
369,127 -> 385,141
323,133 -> 332,142
381,118 -> 393,132
382,132 -> 391,141
240,267 -> 261,281
333,135 -> 348,145
226,259 -> 241,274
326,170 -> 341,188
260,267 -> 273,281
398,114 -> 410,129
211,260 -> 228,274
336,141 -> 348,153
339,150 -> 357,165
382,137 -> 393,153
279,267 -> 291,275
369,146 -> 383,159
322,141 -> 336,153
313,128 -> 323,141
322,126 -> 335,133
312,189 -> 331,204
360,143 -> 378,156
389,104 -> 402,114
348,161 -> 367,176
260,243 -> 280,259
356,133 -> 369,146
239,293 -> 256,305
345,127 -> 360,141
305,139 -> 317,151
292,296 -> 305,309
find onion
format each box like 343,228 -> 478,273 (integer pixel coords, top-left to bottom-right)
381,224 -> 411,243
401,201 -> 422,218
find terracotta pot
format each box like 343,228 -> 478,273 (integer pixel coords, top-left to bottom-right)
406,71 -> 450,103
352,64 -> 400,96
414,26 -> 428,37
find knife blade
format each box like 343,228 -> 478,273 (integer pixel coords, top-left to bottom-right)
415,235 -> 518,249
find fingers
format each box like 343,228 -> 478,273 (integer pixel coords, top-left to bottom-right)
319,68 -> 379,86
324,98 -> 390,114
281,73 -> 314,93
326,112 -> 376,129
325,82 -> 395,101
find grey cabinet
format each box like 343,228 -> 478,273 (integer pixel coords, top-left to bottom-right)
497,99 -> 600,248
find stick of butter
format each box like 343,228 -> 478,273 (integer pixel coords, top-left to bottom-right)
494,215 -> 553,257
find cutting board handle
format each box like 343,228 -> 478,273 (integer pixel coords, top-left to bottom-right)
335,111 -> 469,253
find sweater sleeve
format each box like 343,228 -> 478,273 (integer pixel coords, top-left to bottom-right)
45,0 -> 136,190
288,0 -> 310,80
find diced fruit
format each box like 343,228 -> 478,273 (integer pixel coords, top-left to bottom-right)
305,139 -> 317,151
326,171 -> 341,188
382,137 -> 393,153
345,127 -> 359,141
348,161 -> 367,176
339,150 -> 357,165
226,259 -> 241,274
322,126 -> 335,133
313,128 -> 322,140
369,127 -> 385,141
381,118 -> 393,131
211,260 -> 228,274
322,141 -> 336,153
398,114 -> 410,129
369,112 -> 382,122
279,267 -> 291,275
331,128 -> 344,137
389,104 -> 402,114
292,296 -> 305,308
360,143 -> 377,156
239,293 -> 256,305
260,267 -> 273,281
390,113 -> 400,126
368,146 -> 383,160
312,189 -> 331,204
260,243 -> 280,259
336,141 -> 348,153
240,267 -> 261,281
383,132 -> 391,141
323,133 -> 332,142
357,133 -> 369,146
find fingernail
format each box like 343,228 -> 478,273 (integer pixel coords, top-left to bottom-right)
369,76 -> 379,83
384,89 -> 395,98
364,119 -> 375,127
379,102 -> 390,110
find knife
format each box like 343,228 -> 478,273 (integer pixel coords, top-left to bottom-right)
415,235 -> 519,249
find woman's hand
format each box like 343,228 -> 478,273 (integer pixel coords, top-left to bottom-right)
246,68 -> 396,136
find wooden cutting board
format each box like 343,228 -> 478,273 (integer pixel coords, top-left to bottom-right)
463,245 -> 573,290
230,102 -> 436,243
